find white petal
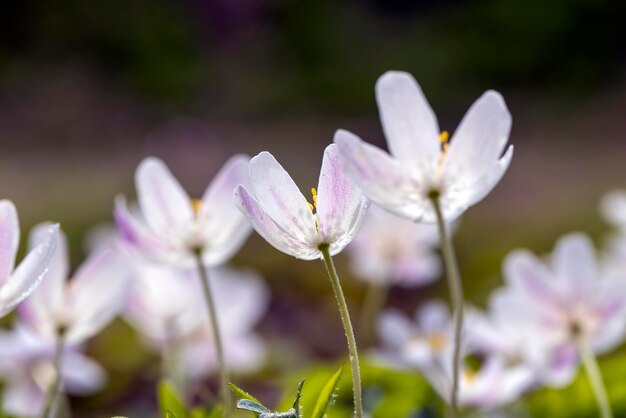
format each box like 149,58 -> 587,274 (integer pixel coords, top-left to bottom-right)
0,200 -> 19,284
417,301 -> 451,333
552,233 -> 598,285
2,381 -> 44,418
334,129 -> 429,221
114,196 -> 184,262
199,154 -> 252,265
248,152 -> 318,243
375,71 -> 440,172
503,249 -> 562,310
135,157 -> 193,239
0,224 -> 59,318
444,90 -> 512,183
65,250 -> 130,343
600,190 -> 626,228
316,144 -> 369,252
377,310 -> 413,349
19,223 -> 70,338
234,185 -> 319,260
61,351 -> 107,394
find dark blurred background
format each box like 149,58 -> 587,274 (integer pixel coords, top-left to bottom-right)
1,0 -> 626,416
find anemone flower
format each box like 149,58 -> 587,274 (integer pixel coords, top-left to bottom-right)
502,233 -> 625,418
115,155 -> 252,414
378,302 -> 534,410
349,205 -> 441,341
125,263 -> 268,390
0,200 -> 58,318
234,144 -> 368,417
0,325 -> 106,418
335,70 -> 514,417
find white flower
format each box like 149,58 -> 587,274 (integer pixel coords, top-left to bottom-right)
115,155 -> 252,266
0,200 -> 58,318
125,264 -> 269,377
0,325 -> 106,417
499,232 -> 626,386
234,144 -> 369,260
335,71 -> 513,223
348,205 -> 441,286
378,302 -> 534,409
18,224 -> 130,344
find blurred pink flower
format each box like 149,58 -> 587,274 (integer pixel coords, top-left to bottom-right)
378,302 -> 534,409
348,205 -> 441,286
125,264 -> 269,378
499,233 -> 626,387
115,155 -> 252,266
234,144 -> 368,260
18,224 -> 130,344
0,325 -> 105,417
335,71 -> 513,223
0,200 -> 58,318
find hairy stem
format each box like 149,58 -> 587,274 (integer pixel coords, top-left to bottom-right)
430,195 -> 464,418
320,244 -> 363,418
41,332 -> 65,418
194,250 -> 231,416
577,335 -> 613,418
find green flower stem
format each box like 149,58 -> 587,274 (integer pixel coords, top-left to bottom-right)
359,279 -> 390,345
193,249 -> 231,417
576,335 -> 613,418
41,332 -> 65,418
430,195 -> 464,418
319,244 -> 363,418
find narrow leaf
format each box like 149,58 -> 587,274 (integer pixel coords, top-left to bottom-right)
310,366 -> 344,418
292,380 -> 305,414
157,379 -> 187,418
229,383 -> 265,406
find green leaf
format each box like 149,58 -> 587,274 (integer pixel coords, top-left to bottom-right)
310,366 -> 344,418
237,399 -> 270,414
292,380 -> 305,414
158,379 -> 187,418
229,383 -> 264,406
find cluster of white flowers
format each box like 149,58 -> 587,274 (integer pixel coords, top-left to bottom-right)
0,69 -> 623,418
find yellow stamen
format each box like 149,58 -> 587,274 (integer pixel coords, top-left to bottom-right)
439,130 -> 449,144
307,202 -> 315,212
436,131 -> 450,180
192,199 -> 202,213
427,334 -> 448,353
311,188 -> 318,208
463,369 -> 478,384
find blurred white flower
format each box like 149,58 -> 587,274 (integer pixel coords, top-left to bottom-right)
18,224 -> 130,344
125,264 -> 269,378
335,70 -> 513,223
0,325 -> 106,417
234,144 -> 368,260
499,233 -> 626,386
600,190 -> 626,230
115,155 -> 252,266
599,190 -> 626,278
348,205 -> 441,286
0,200 -> 58,318
378,302 -> 534,409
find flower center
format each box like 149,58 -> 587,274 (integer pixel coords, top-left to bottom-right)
192,199 -> 202,214
435,130 -> 450,180
308,188 -> 320,232
427,333 -> 448,353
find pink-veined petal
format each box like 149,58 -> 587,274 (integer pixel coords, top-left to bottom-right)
316,144 -> 369,252
114,196 -> 184,262
135,157 -> 194,239
199,154 -> 253,265
552,233 -> 598,285
61,351 -> 107,394
444,90 -> 512,183
334,129 -> 429,221
19,223 -> 70,338
65,250 -> 130,343
234,185 -> 319,260
248,152 -> 318,244
0,224 -> 58,318
375,71 -> 440,173
0,200 -> 19,285
503,249 -> 562,311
